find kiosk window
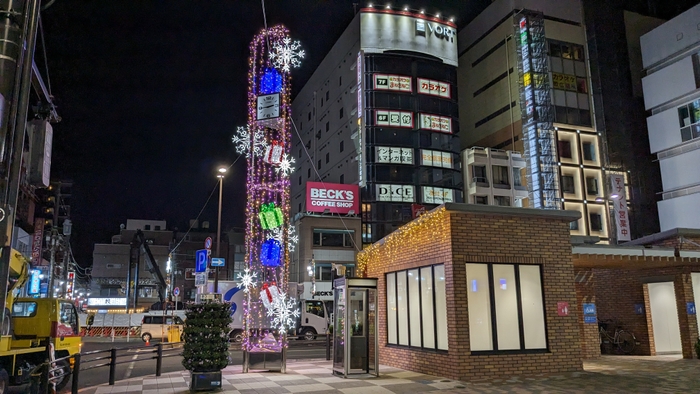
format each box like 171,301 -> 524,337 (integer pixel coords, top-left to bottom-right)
386,264 -> 448,350
466,263 -> 547,352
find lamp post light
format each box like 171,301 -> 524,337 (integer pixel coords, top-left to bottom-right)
215,166 -> 227,293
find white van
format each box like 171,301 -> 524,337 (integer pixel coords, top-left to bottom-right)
140,314 -> 184,342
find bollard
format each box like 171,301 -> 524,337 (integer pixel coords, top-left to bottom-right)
156,343 -> 163,377
71,354 -> 81,394
109,348 -> 117,385
326,332 -> 331,361
40,362 -> 49,394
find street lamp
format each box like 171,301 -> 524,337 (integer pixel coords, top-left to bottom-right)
215,166 -> 227,293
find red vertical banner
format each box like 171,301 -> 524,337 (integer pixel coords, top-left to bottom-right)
32,218 -> 44,265
609,174 -> 631,242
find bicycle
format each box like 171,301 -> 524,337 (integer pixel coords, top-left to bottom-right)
599,319 -> 637,354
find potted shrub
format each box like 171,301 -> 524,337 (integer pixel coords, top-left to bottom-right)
182,302 -> 232,391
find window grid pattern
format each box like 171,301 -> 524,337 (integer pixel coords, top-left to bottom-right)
466,263 -> 548,353
386,264 -> 448,351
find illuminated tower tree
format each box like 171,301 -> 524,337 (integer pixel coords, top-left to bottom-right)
233,25 -> 303,370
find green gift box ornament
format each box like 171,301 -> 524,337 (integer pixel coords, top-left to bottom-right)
259,202 -> 283,229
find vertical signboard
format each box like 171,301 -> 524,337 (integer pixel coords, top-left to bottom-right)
32,218 -> 44,265
357,50 -> 366,187
610,174 -> 631,242
513,11 -> 560,210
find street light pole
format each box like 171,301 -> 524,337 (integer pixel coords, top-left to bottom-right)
214,167 -> 226,293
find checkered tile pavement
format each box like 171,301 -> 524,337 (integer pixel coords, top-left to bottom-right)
86,359 -> 467,394
83,355 -> 700,394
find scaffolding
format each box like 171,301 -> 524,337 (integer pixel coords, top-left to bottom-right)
514,11 -> 561,210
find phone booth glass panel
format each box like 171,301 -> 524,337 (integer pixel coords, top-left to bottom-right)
332,277 -> 378,377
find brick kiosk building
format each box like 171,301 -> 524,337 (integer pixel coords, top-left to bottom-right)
358,203 -> 582,381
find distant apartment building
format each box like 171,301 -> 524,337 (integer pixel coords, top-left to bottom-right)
641,4 -> 700,231
91,219 -> 171,309
462,147 -> 528,207
457,0 -> 624,242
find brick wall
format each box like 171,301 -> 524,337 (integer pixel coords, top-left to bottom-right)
590,266 -> 699,358
574,268 -> 600,358
361,205 -> 583,381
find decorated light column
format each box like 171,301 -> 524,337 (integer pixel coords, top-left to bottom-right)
232,25 -> 303,372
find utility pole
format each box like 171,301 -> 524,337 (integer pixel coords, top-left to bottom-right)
0,0 -> 43,331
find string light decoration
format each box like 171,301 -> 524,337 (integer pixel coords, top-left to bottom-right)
270,37 -> 305,73
237,25 -> 303,368
356,206 -> 450,276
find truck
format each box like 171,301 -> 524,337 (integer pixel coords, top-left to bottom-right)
208,281 -> 330,342
0,248 -> 81,393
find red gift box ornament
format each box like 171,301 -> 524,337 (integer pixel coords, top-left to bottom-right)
260,282 -> 282,311
264,140 -> 284,164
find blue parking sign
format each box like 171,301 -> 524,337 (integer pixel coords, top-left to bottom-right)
195,249 -> 208,273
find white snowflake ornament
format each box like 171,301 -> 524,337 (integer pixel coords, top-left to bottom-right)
270,37 -> 305,73
232,126 -> 268,158
287,225 -> 298,253
264,292 -> 300,331
275,154 -> 295,177
236,268 -> 257,293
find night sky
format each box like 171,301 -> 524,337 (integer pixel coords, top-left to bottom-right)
39,0 -> 696,267
41,0 -> 493,266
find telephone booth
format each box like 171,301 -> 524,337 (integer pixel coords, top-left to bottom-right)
332,277 -> 378,378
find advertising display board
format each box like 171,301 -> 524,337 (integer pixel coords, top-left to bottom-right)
375,146 -> 413,164
376,184 -> 415,202
420,114 -> 451,133
610,174 -> 631,242
417,78 -> 451,98
306,182 -> 360,215
375,110 -> 413,128
374,74 -> 412,92
360,11 -> 458,66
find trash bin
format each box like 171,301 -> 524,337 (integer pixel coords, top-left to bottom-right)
168,325 -> 182,343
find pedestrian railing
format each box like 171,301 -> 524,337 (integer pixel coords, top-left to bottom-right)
79,341 -> 184,385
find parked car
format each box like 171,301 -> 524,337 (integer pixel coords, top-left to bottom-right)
140,314 -> 184,342
149,301 -> 184,311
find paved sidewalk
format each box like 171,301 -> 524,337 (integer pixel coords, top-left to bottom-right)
80,355 -> 700,394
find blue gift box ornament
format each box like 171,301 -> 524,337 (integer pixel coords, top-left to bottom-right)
260,239 -> 282,267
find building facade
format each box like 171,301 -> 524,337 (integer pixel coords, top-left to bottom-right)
289,213 -> 362,302
291,7 -> 463,245
641,4 -> 700,231
91,219 -> 172,309
462,147 -> 528,207
457,0 -> 623,243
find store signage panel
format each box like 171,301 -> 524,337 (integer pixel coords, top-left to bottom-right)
360,12 -> 458,66
422,186 -> 454,204
551,72 -> 577,91
419,113 -> 451,133
306,182 -> 360,214
610,174 -> 631,242
376,146 -> 413,164
376,184 -> 415,202
375,110 -> 413,128
88,298 -> 127,306
417,78 -> 451,98
374,74 -> 412,92
420,150 -> 453,169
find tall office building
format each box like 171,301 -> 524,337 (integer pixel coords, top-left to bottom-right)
457,0 -> 623,243
641,4 -> 700,231
291,6 -> 463,244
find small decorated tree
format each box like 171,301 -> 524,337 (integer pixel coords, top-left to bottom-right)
182,302 -> 232,389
